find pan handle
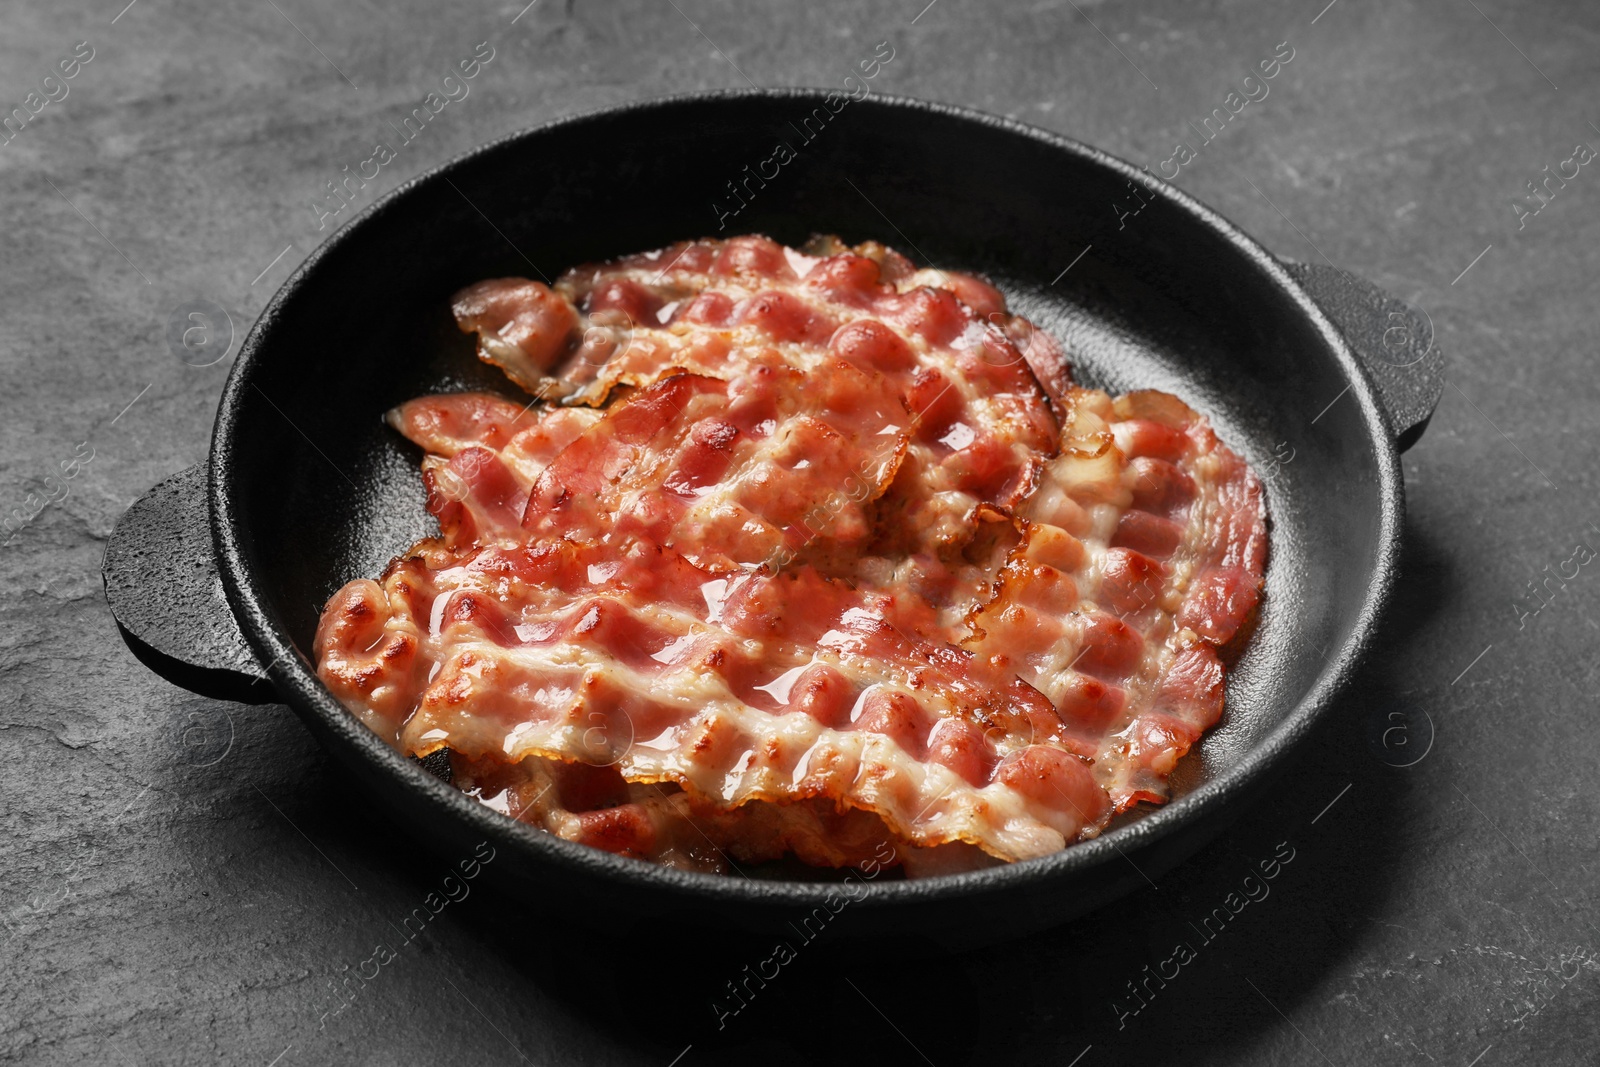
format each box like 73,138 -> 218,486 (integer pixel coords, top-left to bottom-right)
1284,262 -> 1444,452
103,464 -> 278,704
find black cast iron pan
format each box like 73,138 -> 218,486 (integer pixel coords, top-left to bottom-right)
103,90 -> 1442,947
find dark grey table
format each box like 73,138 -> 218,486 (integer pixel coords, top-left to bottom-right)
4,0 -> 1597,1063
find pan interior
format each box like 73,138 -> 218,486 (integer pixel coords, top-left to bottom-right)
225,93 -> 1385,846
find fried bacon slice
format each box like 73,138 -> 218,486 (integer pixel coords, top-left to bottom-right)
962,387 -> 1267,809
451,278 -> 579,398
315,234 -> 1267,874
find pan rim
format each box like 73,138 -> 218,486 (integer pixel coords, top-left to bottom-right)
210,87 -> 1403,908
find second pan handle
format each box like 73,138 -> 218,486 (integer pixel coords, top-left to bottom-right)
1285,261 -> 1445,452
103,464 -> 278,705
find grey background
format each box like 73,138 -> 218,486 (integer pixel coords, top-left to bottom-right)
3,0 -> 1597,1063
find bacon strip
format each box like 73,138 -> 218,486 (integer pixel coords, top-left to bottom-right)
963,387 -> 1267,809
451,279 -> 580,398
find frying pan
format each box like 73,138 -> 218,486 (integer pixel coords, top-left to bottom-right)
103,90 -> 1442,946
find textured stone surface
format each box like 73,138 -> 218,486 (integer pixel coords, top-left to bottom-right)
3,0 -> 1599,1063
